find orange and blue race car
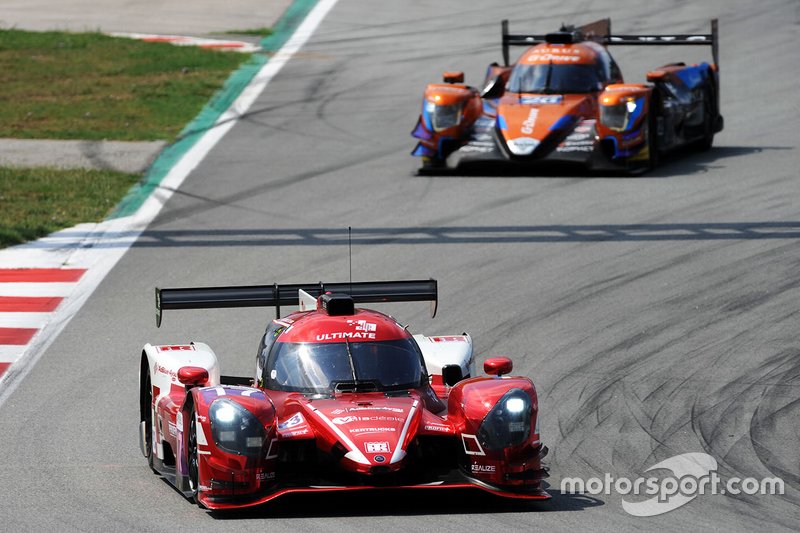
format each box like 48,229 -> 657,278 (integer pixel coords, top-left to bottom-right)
411,19 -> 723,174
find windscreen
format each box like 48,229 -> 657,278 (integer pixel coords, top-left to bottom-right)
265,339 -> 425,394
507,63 -> 602,94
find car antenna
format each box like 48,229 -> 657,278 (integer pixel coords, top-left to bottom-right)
348,226 -> 353,296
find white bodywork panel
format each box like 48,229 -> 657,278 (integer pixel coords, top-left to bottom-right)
414,333 -> 475,378
142,342 -> 220,460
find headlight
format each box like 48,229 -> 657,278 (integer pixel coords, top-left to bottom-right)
477,388 -> 532,451
425,100 -> 463,131
600,96 -> 644,132
209,398 -> 265,457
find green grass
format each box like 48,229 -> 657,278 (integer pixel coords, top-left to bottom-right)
220,27 -> 273,37
0,166 -> 141,248
0,29 -> 248,141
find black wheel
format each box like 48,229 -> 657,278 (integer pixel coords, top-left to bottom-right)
187,408 -> 201,505
646,103 -> 660,170
141,370 -> 158,473
697,86 -> 716,151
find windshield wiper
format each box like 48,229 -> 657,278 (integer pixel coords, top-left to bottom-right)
344,338 -> 357,382
543,60 -> 554,94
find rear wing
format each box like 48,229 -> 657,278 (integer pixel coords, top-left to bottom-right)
501,18 -> 719,69
605,19 -> 719,69
155,279 -> 438,327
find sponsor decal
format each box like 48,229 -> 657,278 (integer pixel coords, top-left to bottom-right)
332,416 -> 359,425
521,108 -> 539,134
363,416 -> 404,423
520,95 -> 563,105
374,455 -> 386,463
507,137 -> 540,155
284,428 -> 310,438
472,464 -> 497,473
365,441 -> 391,453
429,336 -> 467,343
344,406 -> 405,414
156,345 -> 195,352
460,145 -> 494,153
424,424 -> 450,432
557,145 -> 594,153
566,132 -> 591,142
526,48 -> 583,63
176,412 -> 183,432
350,427 -> 396,434
154,363 -> 177,381
256,471 -> 276,481
316,331 -> 376,341
168,421 -> 177,437
278,412 -> 304,430
346,319 -> 377,333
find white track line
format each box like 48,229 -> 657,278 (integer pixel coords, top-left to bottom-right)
0,0 -> 340,407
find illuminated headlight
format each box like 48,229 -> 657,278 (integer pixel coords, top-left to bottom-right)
209,398 -> 265,457
600,96 -> 645,132
477,388 -> 532,450
426,101 -> 463,131
506,137 -> 540,156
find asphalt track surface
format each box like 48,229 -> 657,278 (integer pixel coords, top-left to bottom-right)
1,0 -> 798,531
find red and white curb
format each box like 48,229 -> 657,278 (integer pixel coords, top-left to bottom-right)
108,32 -> 261,53
0,0 -> 340,408
0,268 -> 87,379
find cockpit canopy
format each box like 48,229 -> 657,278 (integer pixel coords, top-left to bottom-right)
508,42 -> 620,94
265,338 -> 426,394
508,63 -> 603,94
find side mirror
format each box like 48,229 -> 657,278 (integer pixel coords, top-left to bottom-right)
178,366 -> 209,387
484,357 -> 513,377
441,364 -> 464,387
481,75 -> 505,99
443,71 -> 464,84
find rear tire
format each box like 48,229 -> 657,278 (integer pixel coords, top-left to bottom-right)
141,370 -> 158,474
647,102 -> 660,170
697,86 -> 716,151
187,408 -> 201,505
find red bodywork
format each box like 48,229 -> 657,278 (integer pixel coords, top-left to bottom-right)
143,288 -> 549,509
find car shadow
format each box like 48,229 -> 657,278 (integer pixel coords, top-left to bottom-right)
413,145 -> 782,179
205,485 -> 603,519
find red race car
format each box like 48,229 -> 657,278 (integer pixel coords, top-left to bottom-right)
139,279 -> 549,509
411,18 -> 723,173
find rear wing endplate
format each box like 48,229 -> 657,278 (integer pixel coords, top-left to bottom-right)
155,279 -> 438,327
501,18 -> 719,68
